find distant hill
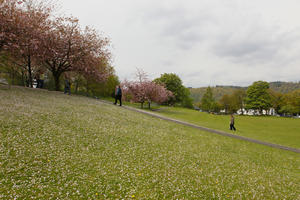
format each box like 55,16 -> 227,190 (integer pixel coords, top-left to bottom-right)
190,81 -> 300,103
269,81 -> 300,93
190,86 -> 244,102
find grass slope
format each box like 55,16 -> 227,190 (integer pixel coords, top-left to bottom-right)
153,107 -> 300,149
0,86 -> 299,199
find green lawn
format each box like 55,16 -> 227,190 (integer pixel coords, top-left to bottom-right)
0,86 -> 299,199
150,107 -> 300,149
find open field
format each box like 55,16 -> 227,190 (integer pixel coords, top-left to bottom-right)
0,86 -> 299,199
152,107 -> 300,149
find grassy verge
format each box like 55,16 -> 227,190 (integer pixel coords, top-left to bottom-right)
101,96 -> 161,110
150,107 -> 300,149
0,86 -> 299,199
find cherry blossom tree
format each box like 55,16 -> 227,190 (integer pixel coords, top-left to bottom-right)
1,0 -> 51,87
1,0 -> 112,90
39,17 -> 111,90
122,69 -> 173,109
0,0 -> 19,51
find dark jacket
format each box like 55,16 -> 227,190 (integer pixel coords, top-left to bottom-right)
116,87 -> 122,96
65,80 -> 70,88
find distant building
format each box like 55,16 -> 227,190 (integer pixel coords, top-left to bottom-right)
236,108 -> 276,116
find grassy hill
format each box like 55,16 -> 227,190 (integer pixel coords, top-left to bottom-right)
0,86 -> 299,199
269,81 -> 300,93
190,81 -> 300,102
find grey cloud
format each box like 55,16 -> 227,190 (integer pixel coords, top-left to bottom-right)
140,1 -> 300,67
57,0 -> 300,87
213,28 -> 300,66
183,71 -> 205,79
161,60 -> 174,67
214,37 -> 279,64
136,0 -> 300,87
141,5 -> 214,50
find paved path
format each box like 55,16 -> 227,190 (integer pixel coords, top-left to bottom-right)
101,100 -> 300,154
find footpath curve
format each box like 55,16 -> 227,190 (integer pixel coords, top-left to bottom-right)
100,100 -> 300,154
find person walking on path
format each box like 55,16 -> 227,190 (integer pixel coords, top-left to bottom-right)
230,114 -> 236,131
114,85 -> 122,106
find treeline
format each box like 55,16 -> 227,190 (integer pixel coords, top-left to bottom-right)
190,87 -> 239,102
190,81 -> 300,103
0,0 -> 118,96
269,81 -> 300,94
196,81 -> 300,116
122,71 -> 193,109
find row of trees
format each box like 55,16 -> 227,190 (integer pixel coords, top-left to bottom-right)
121,71 -> 193,109
0,0 -> 189,107
0,0 -> 113,92
199,81 -> 300,116
269,88 -> 300,116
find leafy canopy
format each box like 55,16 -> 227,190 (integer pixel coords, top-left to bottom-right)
154,73 -> 193,107
245,81 -> 272,113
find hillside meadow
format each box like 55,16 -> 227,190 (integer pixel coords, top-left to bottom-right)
0,86 -> 299,199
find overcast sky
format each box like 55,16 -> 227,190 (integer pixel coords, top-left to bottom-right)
57,0 -> 300,87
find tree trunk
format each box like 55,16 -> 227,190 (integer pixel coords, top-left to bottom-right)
148,102 -> 151,109
75,81 -> 78,94
27,55 -> 33,88
8,71 -> 12,89
141,102 -> 144,109
86,81 -> 89,96
21,71 -> 25,86
53,71 -> 61,91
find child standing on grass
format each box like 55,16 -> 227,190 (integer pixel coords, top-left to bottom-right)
230,114 -> 236,131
